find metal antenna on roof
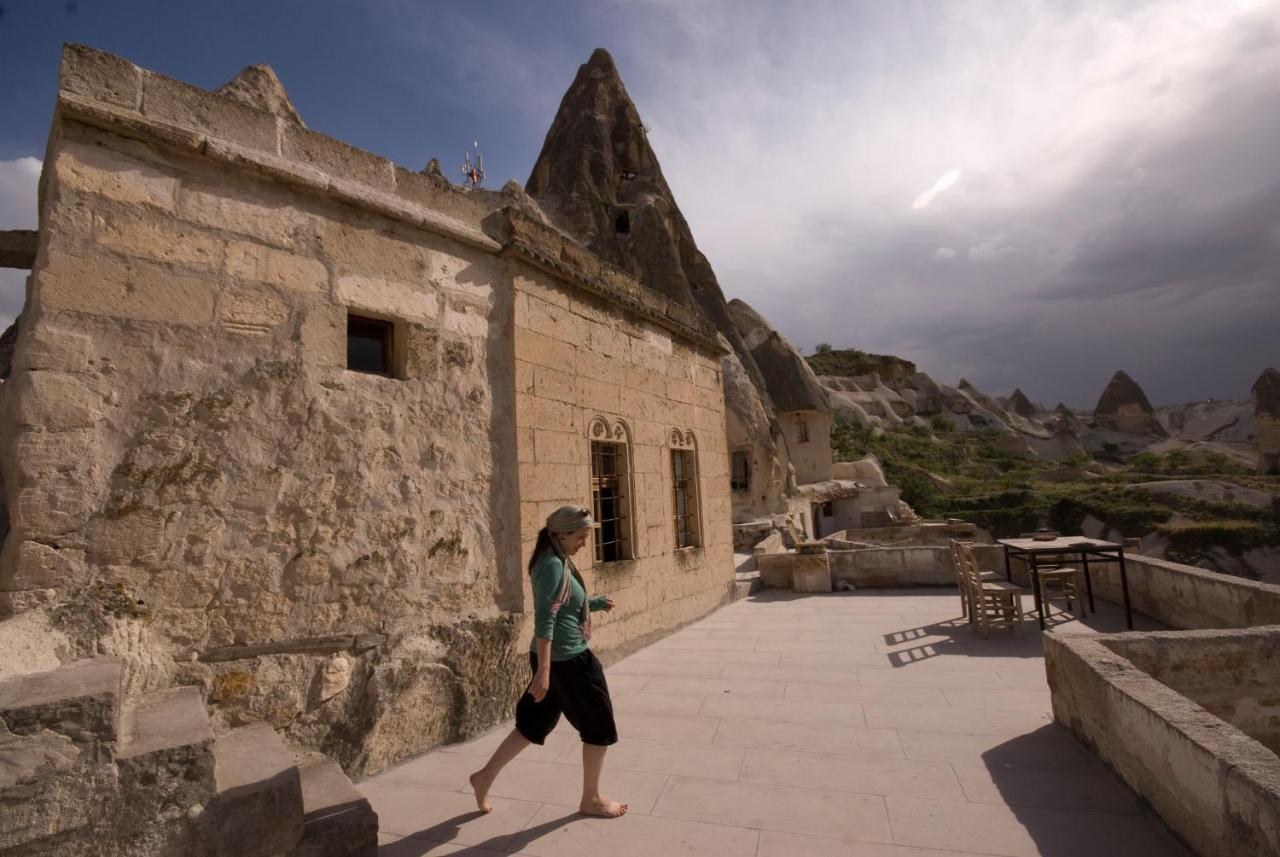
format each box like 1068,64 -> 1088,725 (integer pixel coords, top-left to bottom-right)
460,141 -> 485,189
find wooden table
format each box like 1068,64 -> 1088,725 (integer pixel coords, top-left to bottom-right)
997,537 -> 1133,631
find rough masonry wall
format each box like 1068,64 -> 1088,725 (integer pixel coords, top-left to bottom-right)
1,109 -> 523,774
511,262 -> 734,656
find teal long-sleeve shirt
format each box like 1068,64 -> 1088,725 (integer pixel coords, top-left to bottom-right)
529,552 -> 608,661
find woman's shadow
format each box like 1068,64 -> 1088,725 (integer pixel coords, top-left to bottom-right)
376,808 -> 584,856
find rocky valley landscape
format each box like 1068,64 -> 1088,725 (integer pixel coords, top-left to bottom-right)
809,347 -> 1280,582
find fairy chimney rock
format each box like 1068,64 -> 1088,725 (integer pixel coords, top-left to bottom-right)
1007,388 -> 1037,418
1254,368 -> 1280,473
1094,370 -> 1164,435
216,64 -> 305,126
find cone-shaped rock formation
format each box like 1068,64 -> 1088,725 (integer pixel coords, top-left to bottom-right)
1093,370 -> 1165,435
527,48 -> 822,520
1254,368 -> 1280,474
1007,388 -> 1037,418
727,300 -> 830,414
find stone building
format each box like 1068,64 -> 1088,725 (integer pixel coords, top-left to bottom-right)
0,44 -> 732,777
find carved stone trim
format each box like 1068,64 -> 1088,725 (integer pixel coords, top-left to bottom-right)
668,428 -> 697,449
589,415 -> 631,444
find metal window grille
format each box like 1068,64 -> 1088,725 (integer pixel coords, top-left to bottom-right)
672,450 -> 700,549
730,450 -> 750,493
591,441 -> 630,562
795,414 -> 809,444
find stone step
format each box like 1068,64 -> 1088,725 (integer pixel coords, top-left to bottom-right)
114,686 -> 218,854
289,758 -> 378,857
0,656 -> 122,744
206,724 -> 303,857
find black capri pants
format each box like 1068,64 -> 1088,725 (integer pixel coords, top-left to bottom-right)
515,649 -> 618,746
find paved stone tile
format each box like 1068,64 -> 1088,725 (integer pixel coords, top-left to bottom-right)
607,657 -> 726,678
703,628 -> 799,641
421,726 -> 575,765
700,693 -> 866,725
379,751 -> 668,815
622,648 -> 781,665
613,711 -> 721,743
359,781 -> 541,849
644,675 -> 788,699
897,727 -> 1100,771
757,639 -> 881,654
999,670 -> 1051,690
775,651 -> 899,669
784,680 -> 947,707
886,795 -> 1191,857
944,688 -> 1054,711
654,775 -> 893,841
722,662 -> 861,684
602,673 -> 650,695
713,718 -> 903,759
951,762 -> 1141,813
610,691 -> 706,716
554,736 -> 745,779
864,703 -> 1052,736
856,665 -> 1017,689
506,802 -> 760,857
741,749 -> 966,801
647,637 -> 757,652
378,836 -> 509,856
757,830 -> 985,857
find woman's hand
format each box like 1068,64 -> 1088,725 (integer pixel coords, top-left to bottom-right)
529,670 -> 550,703
601,597 -> 616,612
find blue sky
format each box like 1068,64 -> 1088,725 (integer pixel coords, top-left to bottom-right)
2,0 -> 1278,407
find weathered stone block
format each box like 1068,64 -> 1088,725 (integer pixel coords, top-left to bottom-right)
515,393 -> 577,433
9,482 -> 94,539
36,252 -> 218,325
96,214 -> 223,269
282,124 -> 394,191
443,300 -> 488,338
177,182 -> 312,250
6,541 -> 89,591
0,657 -> 121,743
206,724 -> 303,857
291,757 -> 378,857
533,430 -> 581,465
575,375 -> 620,413
336,274 -> 438,324
532,365 -> 575,405
142,71 -> 278,151
54,141 -> 177,210
514,326 -> 576,372
299,302 -> 345,368
10,371 -> 99,430
225,241 -> 327,293
11,325 -> 95,374
60,43 -> 142,109
220,288 -> 292,336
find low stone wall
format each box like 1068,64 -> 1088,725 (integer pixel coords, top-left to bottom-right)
1085,553 -> 1280,630
828,547 -> 952,588
1046,630 -> 1280,857
1103,627 -> 1280,755
827,520 -> 979,547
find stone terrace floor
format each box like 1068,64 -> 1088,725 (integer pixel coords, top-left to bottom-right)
362,590 -> 1192,857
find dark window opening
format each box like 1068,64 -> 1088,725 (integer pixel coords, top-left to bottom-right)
820,501 -> 833,516
672,449 -> 700,548
615,210 -> 630,234
347,314 -> 394,376
591,441 -> 631,562
731,450 -> 751,493
795,414 -> 810,444
620,169 -> 638,181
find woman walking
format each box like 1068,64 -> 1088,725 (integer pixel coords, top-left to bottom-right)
470,505 -> 627,818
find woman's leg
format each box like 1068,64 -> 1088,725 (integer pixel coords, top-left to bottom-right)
469,728 -> 531,813
580,743 -> 628,817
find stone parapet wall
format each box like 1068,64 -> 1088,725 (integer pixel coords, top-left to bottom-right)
1086,553 -> 1280,630
1046,631 -> 1280,857
828,547 -> 954,588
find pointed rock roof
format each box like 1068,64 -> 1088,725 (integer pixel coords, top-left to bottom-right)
1253,368 -> 1280,418
525,48 -> 787,416
217,64 -> 304,126
1007,388 -> 1037,418
1094,370 -> 1155,416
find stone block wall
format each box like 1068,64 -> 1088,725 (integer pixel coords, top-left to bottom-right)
1046,631 -> 1280,857
510,260 -> 734,660
828,547 -> 954,588
1086,553 -> 1280,630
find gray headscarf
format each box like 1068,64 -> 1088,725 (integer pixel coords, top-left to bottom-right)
543,505 -> 595,639
546,505 -> 593,534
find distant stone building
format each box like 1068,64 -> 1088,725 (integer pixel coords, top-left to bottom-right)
0,45 -> 732,775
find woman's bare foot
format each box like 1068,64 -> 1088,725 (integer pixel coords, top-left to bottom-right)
469,770 -> 494,813
579,795 -> 628,818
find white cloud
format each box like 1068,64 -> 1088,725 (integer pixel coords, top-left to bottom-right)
968,236 -> 1014,263
912,168 -> 961,210
934,247 -> 956,259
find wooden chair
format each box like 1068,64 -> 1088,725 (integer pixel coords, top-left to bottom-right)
1018,532 -> 1084,619
955,542 -> 1023,636
948,539 -> 996,620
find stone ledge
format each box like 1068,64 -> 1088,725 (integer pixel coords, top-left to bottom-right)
199,633 -> 388,663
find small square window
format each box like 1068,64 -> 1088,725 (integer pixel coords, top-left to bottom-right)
347,313 -> 395,377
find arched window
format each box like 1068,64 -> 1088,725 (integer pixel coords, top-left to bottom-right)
669,429 -> 702,549
795,414 -> 810,444
588,416 -> 635,562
